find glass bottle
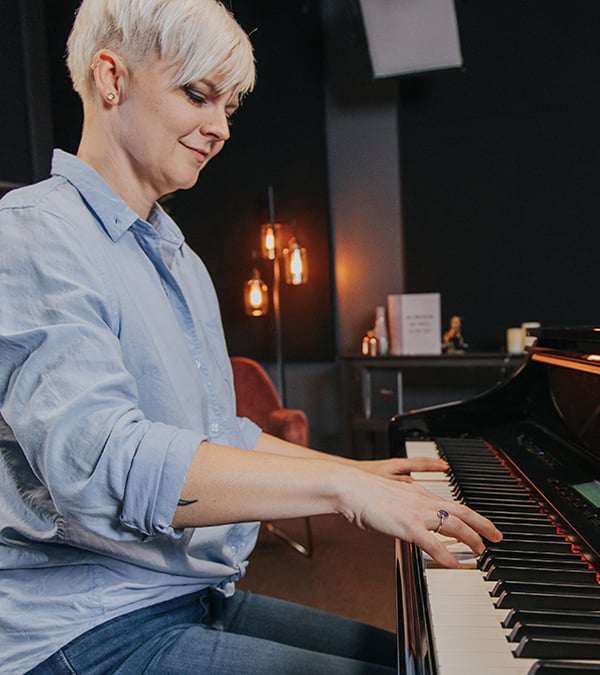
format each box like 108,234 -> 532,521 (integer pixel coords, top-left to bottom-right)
374,306 -> 389,356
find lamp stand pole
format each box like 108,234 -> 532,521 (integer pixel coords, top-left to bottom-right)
272,255 -> 286,407
268,185 -> 286,407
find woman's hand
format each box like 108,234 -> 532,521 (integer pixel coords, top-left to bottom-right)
337,468 -> 502,569
354,456 -> 449,482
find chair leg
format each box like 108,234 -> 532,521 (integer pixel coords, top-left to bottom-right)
265,517 -> 313,557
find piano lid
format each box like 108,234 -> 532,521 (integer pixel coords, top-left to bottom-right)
531,325 -> 600,358
525,327 -> 600,463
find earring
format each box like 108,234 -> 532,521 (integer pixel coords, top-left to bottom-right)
106,92 -> 116,101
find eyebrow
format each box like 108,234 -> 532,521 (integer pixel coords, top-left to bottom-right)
194,73 -> 232,94
199,77 -> 219,93
209,80 -> 240,108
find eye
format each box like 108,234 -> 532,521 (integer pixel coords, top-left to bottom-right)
182,85 -> 207,107
226,109 -> 237,127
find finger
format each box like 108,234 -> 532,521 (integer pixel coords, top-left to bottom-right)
431,503 -> 503,549
431,512 -> 487,556
413,531 -> 463,569
417,501 -> 503,564
388,456 -> 449,475
448,502 -> 503,543
402,457 -> 449,473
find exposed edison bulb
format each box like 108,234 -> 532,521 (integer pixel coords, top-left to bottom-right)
283,237 -> 308,286
261,223 -> 276,260
244,269 -> 269,316
248,282 -> 264,309
289,247 -> 303,282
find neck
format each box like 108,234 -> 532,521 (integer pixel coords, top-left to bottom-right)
77,117 -> 155,221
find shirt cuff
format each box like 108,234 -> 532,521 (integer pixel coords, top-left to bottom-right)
120,424 -> 204,538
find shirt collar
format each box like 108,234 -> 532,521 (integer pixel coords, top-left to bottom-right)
50,149 -> 184,250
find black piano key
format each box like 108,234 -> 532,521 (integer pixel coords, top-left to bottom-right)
502,608 -> 600,629
513,635 -> 600,659
507,622 -> 600,643
451,472 -> 513,480
448,464 -> 514,472
453,482 -> 521,490
484,564 -> 598,584
528,660 -> 600,673
489,580 -> 600,599
449,476 -> 517,486
481,544 -> 588,567
478,510 -> 556,520
492,531 -> 569,543
483,521 -> 560,534
495,589 -> 600,611
500,608 -> 600,628
480,505 -> 552,515
486,538 -> 574,554
482,517 -> 556,530
479,553 -> 590,572
454,487 -> 529,497
465,498 -> 541,509
479,547 -> 587,563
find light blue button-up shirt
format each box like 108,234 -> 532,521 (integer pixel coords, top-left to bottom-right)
0,150 -> 262,673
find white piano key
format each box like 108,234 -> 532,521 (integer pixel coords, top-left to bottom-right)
426,569 -> 537,675
406,440 -> 439,459
410,472 -> 454,500
409,471 -> 448,482
406,441 -> 454,501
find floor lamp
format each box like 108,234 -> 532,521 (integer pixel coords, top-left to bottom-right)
243,186 -> 312,556
244,185 -> 308,407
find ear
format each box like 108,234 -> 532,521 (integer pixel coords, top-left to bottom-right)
90,49 -> 127,105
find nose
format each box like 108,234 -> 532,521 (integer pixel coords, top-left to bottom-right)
202,105 -> 230,142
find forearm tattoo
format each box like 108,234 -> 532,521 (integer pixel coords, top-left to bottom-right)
177,498 -> 199,507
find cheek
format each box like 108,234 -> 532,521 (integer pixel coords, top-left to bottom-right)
152,101 -> 192,139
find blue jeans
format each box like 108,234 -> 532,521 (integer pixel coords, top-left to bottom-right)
29,590 -> 396,674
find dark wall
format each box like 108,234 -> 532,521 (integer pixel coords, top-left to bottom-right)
173,2 -> 334,363
399,1 -> 600,350
30,1 -> 334,363
1,1 -> 53,187
0,2 -> 32,185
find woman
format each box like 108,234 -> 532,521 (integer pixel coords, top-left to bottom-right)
0,1 -> 501,673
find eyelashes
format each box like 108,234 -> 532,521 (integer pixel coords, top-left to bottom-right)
182,85 -> 207,107
181,85 -> 236,126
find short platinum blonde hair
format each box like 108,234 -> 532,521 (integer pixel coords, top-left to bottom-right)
67,0 -> 255,101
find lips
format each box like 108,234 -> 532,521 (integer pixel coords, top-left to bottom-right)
181,143 -> 208,163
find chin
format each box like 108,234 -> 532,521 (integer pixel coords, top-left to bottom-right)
168,170 -> 203,193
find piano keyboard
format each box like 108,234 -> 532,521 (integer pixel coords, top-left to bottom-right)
405,439 -> 600,675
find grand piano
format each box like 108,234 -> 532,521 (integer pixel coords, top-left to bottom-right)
389,327 -> 600,675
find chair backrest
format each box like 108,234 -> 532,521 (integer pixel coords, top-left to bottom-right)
230,356 -> 283,430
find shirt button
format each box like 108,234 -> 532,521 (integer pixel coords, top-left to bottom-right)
195,360 -> 201,369
210,422 -> 220,433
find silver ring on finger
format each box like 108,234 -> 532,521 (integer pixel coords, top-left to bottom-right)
434,509 -> 449,534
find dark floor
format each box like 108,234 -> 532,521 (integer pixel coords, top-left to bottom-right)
237,514 -> 397,634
